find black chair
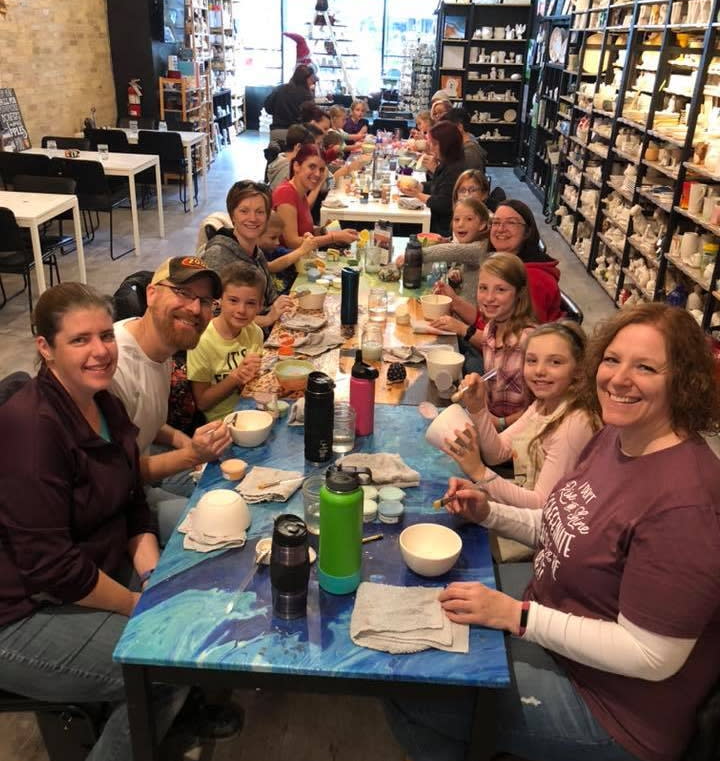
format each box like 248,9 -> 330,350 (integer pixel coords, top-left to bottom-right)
117,116 -> 157,130
560,290 -> 584,324
0,207 -> 62,325
41,136 -> 90,151
49,158 -> 131,260
112,270 -> 152,319
164,116 -> 196,132
0,371 -> 30,405
84,128 -> 132,153
0,152 -> 51,189
683,680 -> 720,761
137,130 -> 197,212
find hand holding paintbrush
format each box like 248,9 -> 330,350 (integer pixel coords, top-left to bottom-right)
450,368 -> 497,409
432,477 -> 494,525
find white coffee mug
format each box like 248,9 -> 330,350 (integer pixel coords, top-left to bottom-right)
680,232 -> 700,261
688,183 -> 707,214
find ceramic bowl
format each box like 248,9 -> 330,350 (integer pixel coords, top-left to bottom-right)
398,154 -> 415,168
193,489 -> 250,538
400,523 -> 462,577
397,176 -> 420,195
420,294 -> 452,320
297,285 -> 327,311
425,350 -> 465,384
425,403 -> 473,450
274,359 -> 315,392
223,410 -> 274,447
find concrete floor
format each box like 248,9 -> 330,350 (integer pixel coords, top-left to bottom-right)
0,131 -> 616,761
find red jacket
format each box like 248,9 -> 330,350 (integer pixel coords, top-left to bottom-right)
526,259 -> 562,323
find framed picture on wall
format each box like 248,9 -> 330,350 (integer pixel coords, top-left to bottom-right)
443,16 -> 466,39
440,75 -> 462,100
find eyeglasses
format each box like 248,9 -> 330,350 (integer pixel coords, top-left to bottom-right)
489,219 -> 527,229
155,283 -> 215,309
457,186 -> 482,196
234,180 -> 270,194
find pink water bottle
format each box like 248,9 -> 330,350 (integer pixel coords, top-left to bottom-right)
349,349 -> 379,436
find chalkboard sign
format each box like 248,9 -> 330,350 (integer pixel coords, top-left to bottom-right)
0,88 -> 31,152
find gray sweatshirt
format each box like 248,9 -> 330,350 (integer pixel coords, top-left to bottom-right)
421,239 -> 490,301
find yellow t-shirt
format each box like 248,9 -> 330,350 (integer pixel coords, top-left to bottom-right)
187,320 -> 264,422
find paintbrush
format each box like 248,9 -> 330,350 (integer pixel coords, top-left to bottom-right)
450,368 -> 499,404
432,475 -> 498,510
256,475 -> 305,490
362,533 -> 383,544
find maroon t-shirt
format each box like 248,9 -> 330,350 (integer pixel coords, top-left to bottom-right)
526,426 -> 720,761
272,180 -> 314,246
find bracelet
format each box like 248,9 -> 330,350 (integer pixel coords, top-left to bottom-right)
518,600 -> 530,637
497,416 -> 507,431
464,324 -> 477,342
140,568 -> 155,585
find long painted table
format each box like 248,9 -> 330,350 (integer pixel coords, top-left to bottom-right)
114,404 -> 510,760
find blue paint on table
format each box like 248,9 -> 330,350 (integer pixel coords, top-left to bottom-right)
114,404 -> 510,688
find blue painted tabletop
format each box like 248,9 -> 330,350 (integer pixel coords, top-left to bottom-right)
114,404 -> 511,688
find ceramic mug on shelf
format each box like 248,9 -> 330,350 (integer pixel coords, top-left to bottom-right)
680,232 -> 700,262
494,26 -> 505,39
688,183 -> 708,214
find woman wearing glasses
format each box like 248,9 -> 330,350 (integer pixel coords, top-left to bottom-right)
490,200 -> 562,323
201,180 -> 293,330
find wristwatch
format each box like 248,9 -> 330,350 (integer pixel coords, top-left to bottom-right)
518,601 -> 530,637
464,324 -> 477,342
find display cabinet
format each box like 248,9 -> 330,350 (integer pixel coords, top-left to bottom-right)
435,1 -> 532,166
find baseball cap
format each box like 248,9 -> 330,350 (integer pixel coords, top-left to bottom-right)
151,256 -> 222,299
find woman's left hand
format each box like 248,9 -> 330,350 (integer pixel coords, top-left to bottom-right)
439,582 -> 522,633
442,424 -> 486,481
430,315 -> 466,336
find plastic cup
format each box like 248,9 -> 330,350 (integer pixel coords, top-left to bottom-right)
332,402 -> 356,454
302,474 -> 324,535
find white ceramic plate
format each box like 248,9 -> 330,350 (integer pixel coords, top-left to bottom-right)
549,27 -> 567,63
504,109 -> 517,122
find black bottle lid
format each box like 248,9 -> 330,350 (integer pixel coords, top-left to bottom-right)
273,514 -> 308,546
351,349 -> 379,380
306,371 -> 335,394
325,468 -> 359,493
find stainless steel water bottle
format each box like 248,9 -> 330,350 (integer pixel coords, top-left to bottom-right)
402,234 -> 423,289
270,514 -> 310,619
340,266 -> 359,325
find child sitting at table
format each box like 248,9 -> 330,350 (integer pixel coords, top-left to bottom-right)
409,110 -> 432,146
343,99 -> 369,138
431,252 -> 536,429
327,106 -> 364,151
258,211 -> 318,294
187,262 -> 265,422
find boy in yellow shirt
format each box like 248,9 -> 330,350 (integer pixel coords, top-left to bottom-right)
187,262 -> 265,421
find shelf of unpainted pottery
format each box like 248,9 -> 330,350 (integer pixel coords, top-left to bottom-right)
578,206 -> 598,224
683,161 -> 720,182
673,205 -> 720,236
646,129 -> 689,147
588,143 -> 610,157
665,252 -> 711,290
608,179 -> 635,202
563,172 -> 580,187
594,107 -> 615,117
562,196 -> 579,212
466,98 -> 521,103
593,272 -> 620,300
568,134 -> 588,148
613,147 -> 641,163
618,116 -> 648,131
566,154 -> 584,170
713,290 -> 720,302
573,103 -> 592,114
468,62 -> 524,67
636,187 -> 672,211
598,232 -> 626,257
628,234 -> 661,265
642,158 -> 679,180
622,267 -> 655,300
583,172 -> 602,187
559,95 -> 575,105
574,248 -> 590,266
602,210 -> 630,233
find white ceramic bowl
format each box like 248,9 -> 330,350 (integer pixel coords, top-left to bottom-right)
297,285 -> 327,311
193,489 -> 250,538
420,294 -> 452,320
400,523 -> 462,577
425,350 -> 465,384
425,403 -> 473,450
274,359 -> 314,392
223,410 -> 274,447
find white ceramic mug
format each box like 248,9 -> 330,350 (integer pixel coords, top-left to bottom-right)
703,195 -> 719,221
680,232 -> 700,261
425,404 -> 474,451
497,50 -> 506,63
688,183 -> 708,214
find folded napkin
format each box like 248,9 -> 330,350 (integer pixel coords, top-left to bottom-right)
281,313 -> 328,332
411,318 -> 456,336
287,397 -> 305,426
335,452 -> 420,487
268,329 -> 344,357
322,197 -> 348,209
382,345 -> 426,364
178,509 -> 247,553
398,197 -> 426,210
351,582 -> 469,654
235,466 -> 304,503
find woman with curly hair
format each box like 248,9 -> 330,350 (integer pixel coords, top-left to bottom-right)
389,303 -> 720,761
446,320 -> 600,510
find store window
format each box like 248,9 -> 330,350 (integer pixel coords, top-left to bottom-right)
383,0 -> 436,82
233,0 -> 282,86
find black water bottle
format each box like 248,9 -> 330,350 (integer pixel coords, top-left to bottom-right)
304,371 -> 335,463
270,514 -> 310,619
402,234 -> 423,289
340,266 -> 359,325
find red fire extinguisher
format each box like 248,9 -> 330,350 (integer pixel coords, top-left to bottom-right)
128,78 -> 143,118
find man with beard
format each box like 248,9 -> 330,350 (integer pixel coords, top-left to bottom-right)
112,256 -> 232,543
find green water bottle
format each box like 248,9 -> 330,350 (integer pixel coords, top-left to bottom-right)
318,465 -> 372,594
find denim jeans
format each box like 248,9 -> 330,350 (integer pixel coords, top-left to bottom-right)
0,562 -> 188,761
146,443 -> 195,545
385,563 -> 642,761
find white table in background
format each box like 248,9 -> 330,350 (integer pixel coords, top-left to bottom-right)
0,190 -> 86,294
26,149 -> 164,258
319,194 -> 431,232
116,128 -> 208,208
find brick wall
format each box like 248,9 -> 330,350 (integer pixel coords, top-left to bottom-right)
0,0 -> 117,146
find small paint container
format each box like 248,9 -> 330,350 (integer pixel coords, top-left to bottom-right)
378,486 -> 405,502
220,458 -> 247,481
363,499 -> 378,523
362,485 -> 378,500
378,500 -> 404,524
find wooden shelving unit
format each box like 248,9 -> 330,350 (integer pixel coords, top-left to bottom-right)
522,0 -> 720,331
434,2 -> 532,167
184,0 -> 215,159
